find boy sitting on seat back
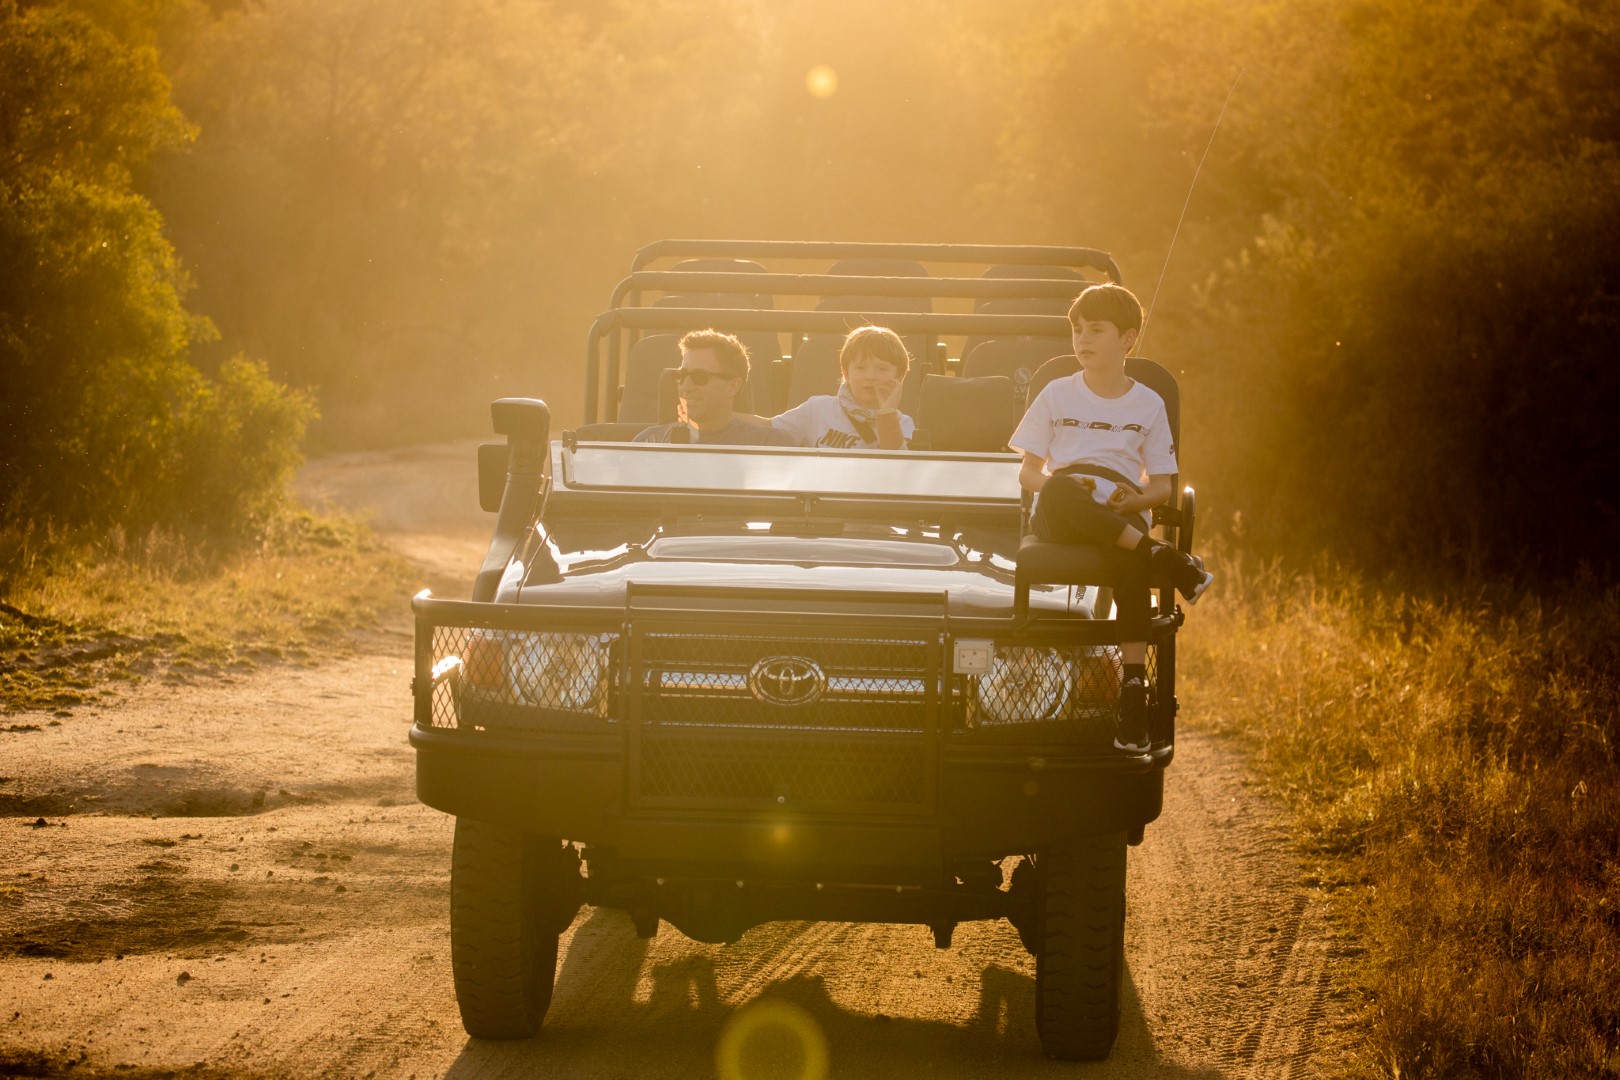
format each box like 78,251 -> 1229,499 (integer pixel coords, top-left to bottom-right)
1009,282 -> 1212,754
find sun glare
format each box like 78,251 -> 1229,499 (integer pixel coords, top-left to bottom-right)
805,64 -> 838,99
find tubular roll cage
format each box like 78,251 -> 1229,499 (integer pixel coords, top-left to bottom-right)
586,240 -> 1120,424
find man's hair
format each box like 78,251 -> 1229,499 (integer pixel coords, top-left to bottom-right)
1068,282 -> 1143,335
838,325 -> 911,379
679,329 -> 750,380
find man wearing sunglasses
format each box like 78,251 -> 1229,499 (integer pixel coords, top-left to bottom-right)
634,329 -> 795,446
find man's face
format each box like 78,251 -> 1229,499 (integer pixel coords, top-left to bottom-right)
1071,318 -> 1136,371
675,347 -> 739,426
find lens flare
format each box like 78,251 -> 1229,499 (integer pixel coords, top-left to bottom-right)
805,65 -> 838,99
716,999 -> 829,1080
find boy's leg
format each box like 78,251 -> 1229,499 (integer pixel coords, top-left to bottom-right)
1111,556 -> 1153,753
1033,481 -> 1158,751
1032,475 -> 1141,547
1038,476 -> 1214,603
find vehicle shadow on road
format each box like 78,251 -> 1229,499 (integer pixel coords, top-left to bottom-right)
442,908 -> 1226,1079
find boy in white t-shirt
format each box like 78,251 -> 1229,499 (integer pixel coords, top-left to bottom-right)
772,325 -> 916,449
1009,283 -> 1212,753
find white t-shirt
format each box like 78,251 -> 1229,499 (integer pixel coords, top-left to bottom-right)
1010,374 -> 1176,505
772,395 -> 917,449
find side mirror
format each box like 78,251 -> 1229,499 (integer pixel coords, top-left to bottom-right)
491,397 -> 550,443
477,442 -> 506,513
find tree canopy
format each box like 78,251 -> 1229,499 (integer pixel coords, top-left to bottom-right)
1,0 -> 311,539
7,0 -> 1618,573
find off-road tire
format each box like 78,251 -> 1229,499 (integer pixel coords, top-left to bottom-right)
1033,832 -> 1127,1061
450,818 -> 576,1039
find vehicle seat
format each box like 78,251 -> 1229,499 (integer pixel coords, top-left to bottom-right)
962,297 -> 1072,363
915,374 -> 1022,452
959,338 -> 1074,410
781,335 -> 843,410
618,335 -> 682,422
650,293 -> 785,370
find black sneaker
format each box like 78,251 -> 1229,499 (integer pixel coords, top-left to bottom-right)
1151,545 -> 1214,604
1114,678 -> 1151,753
1177,553 -> 1214,603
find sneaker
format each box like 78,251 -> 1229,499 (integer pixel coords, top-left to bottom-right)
1151,544 -> 1215,604
1177,553 -> 1215,604
1114,678 -> 1151,753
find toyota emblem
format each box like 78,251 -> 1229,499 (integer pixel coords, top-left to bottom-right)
747,656 -> 826,707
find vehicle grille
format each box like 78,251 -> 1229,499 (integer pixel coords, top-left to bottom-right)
637,631 -> 935,732
630,630 -> 940,812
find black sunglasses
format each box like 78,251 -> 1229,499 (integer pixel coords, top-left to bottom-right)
674,367 -> 730,386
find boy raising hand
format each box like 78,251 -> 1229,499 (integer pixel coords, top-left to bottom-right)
1009,283 -> 1212,754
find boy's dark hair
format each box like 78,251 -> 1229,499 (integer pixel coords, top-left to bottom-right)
1068,282 -> 1143,335
838,325 -> 911,379
679,329 -> 750,381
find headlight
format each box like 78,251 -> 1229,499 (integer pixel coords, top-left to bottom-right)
507,632 -> 614,715
970,647 -> 1073,725
463,630 -> 506,691
1075,646 -> 1123,710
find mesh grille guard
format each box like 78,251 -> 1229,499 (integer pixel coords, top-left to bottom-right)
621,582 -> 946,814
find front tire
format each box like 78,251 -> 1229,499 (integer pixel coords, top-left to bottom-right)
450,818 -> 579,1039
1033,832 -> 1127,1061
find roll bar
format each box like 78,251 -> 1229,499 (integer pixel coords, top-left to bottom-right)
609,271 -> 1105,311
629,240 -> 1122,280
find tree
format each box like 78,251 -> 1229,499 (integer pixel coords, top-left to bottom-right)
0,0 -> 313,538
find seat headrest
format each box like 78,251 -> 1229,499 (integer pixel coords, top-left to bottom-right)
916,374 -> 1023,452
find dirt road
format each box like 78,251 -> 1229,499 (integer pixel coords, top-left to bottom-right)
0,445 -> 1347,1078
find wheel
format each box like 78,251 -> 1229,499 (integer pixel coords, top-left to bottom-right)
450,818 -> 580,1039
1033,832 -> 1127,1061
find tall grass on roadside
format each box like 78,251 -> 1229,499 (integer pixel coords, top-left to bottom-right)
1183,553 -> 1620,1078
0,513 -> 413,711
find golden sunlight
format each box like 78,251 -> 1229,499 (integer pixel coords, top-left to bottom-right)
805,64 -> 838,98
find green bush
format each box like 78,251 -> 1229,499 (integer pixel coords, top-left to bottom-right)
0,0 -> 312,544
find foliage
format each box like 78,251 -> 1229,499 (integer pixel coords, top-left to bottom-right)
0,511 -> 411,711
962,0 -> 1620,577
1186,558 -> 1620,1076
150,0 -> 777,445
0,0 -> 311,541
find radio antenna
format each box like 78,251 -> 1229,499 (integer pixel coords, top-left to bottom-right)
1137,67 -> 1244,354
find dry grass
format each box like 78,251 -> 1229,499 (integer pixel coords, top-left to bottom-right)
1183,550 -> 1620,1078
0,514 -> 414,712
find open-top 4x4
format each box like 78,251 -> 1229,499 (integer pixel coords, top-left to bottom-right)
410,241 -> 1198,1061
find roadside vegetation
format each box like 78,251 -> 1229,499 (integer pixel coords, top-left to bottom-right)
0,514 -> 412,714
1185,557 -> 1620,1078
0,2 -> 405,715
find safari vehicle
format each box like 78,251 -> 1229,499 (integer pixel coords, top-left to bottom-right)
409,241 -> 1199,1061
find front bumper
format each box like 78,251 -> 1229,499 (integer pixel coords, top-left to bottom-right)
412,724 -> 1167,882
412,588 -> 1175,883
